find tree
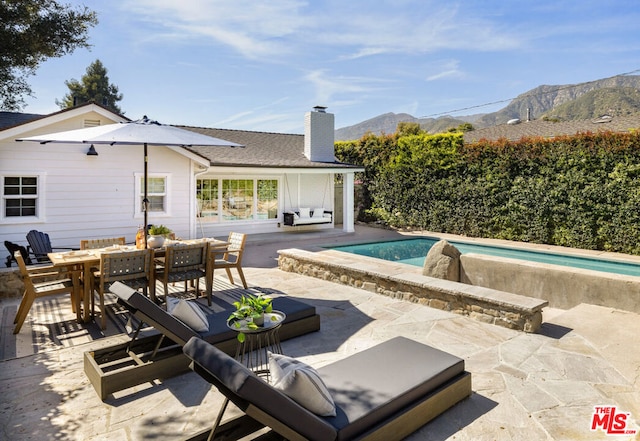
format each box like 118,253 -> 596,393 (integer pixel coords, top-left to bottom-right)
0,0 -> 97,111
57,59 -> 124,114
447,122 -> 474,133
396,121 -> 424,137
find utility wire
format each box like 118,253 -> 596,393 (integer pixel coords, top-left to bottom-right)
418,69 -> 640,119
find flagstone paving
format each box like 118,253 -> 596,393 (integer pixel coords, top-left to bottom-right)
1,226 -> 639,440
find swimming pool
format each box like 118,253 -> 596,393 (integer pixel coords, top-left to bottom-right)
329,238 -> 640,277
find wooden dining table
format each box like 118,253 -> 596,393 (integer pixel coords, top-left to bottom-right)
48,238 -> 229,324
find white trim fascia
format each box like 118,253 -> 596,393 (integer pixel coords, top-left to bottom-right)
166,146 -> 210,167
0,104 -> 126,141
206,166 -> 364,174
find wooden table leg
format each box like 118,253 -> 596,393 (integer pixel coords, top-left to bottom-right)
73,267 -> 82,324
83,261 -> 92,323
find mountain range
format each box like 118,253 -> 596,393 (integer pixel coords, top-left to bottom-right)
335,75 -> 640,141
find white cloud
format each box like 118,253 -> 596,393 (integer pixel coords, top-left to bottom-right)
425,60 -> 465,82
118,0 -> 521,61
210,96 -> 299,132
123,0 -> 307,58
304,70 -> 390,106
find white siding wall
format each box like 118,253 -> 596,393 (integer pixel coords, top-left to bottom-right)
1,122 -> 194,262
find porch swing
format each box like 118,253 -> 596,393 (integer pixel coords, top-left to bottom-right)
283,174 -> 333,226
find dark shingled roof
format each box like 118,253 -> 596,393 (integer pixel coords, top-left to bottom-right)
179,125 -> 361,169
0,112 -> 45,130
464,113 -> 640,143
0,108 -> 359,169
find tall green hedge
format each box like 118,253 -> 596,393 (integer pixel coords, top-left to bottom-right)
335,130 -> 640,254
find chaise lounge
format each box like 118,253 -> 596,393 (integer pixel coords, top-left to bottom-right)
84,282 -> 320,400
182,335 -> 472,441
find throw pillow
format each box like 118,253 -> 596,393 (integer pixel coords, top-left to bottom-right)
312,208 -> 325,218
299,207 -> 311,218
269,352 -> 336,416
167,298 -> 209,332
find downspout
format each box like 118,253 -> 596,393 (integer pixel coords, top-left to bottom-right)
193,165 -> 210,238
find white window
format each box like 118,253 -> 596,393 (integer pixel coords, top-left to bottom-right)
2,174 -> 42,221
135,173 -> 170,217
197,177 -> 279,222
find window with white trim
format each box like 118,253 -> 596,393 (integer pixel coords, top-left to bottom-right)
222,179 -> 253,221
136,174 -> 170,216
3,176 -> 38,218
196,179 -> 219,218
197,177 -> 279,222
257,179 -> 278,219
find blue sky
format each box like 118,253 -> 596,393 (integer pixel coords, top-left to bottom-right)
22,0 -> 640,133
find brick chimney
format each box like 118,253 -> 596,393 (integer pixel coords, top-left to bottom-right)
304,106 -> 335,162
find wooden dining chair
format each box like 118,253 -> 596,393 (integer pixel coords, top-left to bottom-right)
13,251 -> 80,334
80,237 -> 126,250
206,232 -> 248,304
92,249 -> 153,330
155,242 -> 207,302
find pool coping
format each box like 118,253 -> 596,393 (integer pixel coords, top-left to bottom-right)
278,247 -> 548,333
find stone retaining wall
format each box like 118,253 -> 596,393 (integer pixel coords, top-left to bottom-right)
0,268 -> 22,299
278,248 -> 547,333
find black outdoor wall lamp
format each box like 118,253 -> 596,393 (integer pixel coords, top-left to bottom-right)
86,144 -> 98,156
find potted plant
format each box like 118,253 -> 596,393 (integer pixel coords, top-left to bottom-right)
228,294 -> 275,342
147,224 -> 172,248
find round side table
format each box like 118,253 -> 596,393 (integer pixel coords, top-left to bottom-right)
227,310 -> 286,382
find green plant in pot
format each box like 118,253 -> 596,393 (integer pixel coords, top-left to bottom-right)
228,294 -> 275,342
147,224 -> 172,248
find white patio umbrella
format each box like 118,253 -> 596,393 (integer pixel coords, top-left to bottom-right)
17,116 -> 242,247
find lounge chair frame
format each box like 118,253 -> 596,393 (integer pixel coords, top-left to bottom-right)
84,282 -> 320,400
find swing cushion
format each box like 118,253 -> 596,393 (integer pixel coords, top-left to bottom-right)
283,209 -> 332,226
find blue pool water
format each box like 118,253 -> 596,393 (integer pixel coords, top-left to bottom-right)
328,238 -> 640,277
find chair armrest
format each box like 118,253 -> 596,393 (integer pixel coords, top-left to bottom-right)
26,263 -> 60,273
27,265 -> 78,281
208,248 -> 228,257
29,271 -> 68,280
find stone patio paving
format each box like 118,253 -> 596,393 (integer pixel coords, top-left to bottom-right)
1,226 -> 639,440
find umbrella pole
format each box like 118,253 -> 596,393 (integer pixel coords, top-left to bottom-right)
143,142 -> 148,249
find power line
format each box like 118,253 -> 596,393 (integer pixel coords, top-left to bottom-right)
418,69 -> 640,119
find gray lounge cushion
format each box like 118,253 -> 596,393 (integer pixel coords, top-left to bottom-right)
110,282 -> 317,346
319,337 -> 465,440
183,335 -> 466,441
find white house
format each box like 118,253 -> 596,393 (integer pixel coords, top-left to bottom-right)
0,103 -> 363,265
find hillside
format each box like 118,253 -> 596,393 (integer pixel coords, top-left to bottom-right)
335,75 -> 640,141
334,113 -> 474,141
542,87 -> 640,120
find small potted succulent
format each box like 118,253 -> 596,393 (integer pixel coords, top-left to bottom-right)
147,224 -> 172,248
228,294 -> 275,342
